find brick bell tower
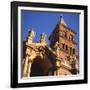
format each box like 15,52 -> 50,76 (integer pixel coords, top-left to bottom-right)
49,16 -> 79,75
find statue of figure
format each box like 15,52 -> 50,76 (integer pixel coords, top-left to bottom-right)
54,41 -> 60,57
70,56 -> 73,62
70,56 -> 75,68
39,33 -> 47,43
27,29 -> 36,44
73,55 -> 79,72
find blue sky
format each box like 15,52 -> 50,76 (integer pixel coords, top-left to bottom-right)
21,10 -> 79,51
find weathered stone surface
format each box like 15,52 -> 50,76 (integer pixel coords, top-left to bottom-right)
22,16 -> 79,78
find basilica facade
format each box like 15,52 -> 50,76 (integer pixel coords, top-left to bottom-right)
22,16 -> 79,77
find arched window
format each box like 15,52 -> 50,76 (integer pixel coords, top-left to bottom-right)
64,32 -> 67,38
66,45 -> 68,51
63,31 -> 67,38
70,48 -> 75,55
69,35 -> 73,41
73,48 -> 75,55
70,47 -> 72,55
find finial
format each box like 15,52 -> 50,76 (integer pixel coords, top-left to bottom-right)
27,28 -> 36,44
60,14 -> 63,19
39,32 -> 47,44
57,14 -> 64,25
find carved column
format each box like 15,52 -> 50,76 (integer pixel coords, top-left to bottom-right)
54,69 -> 57,76
56,58 -> 60,76
56,68 -> 60,76
26,59 -> 33,77
54,41 -> 61,76
23,55 -> 29,77
23,55 -> 34,77
55,57 -> 62,76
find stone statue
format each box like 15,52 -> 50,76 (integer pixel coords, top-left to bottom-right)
54,41 -> 60,57
70,56 -> 75,68
39,33 -> 47,43
27,29 -> 36,44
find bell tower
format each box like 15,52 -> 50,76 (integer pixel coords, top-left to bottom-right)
49,16 -> 79,75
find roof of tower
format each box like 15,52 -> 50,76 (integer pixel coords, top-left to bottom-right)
49,15 -> 76,40
59,15 -> 68,27
59,15 -> 76,34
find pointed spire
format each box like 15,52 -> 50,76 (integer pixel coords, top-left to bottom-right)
59,15 -> 67,27
39,32 -> 47,44
27,28 -> 36,44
